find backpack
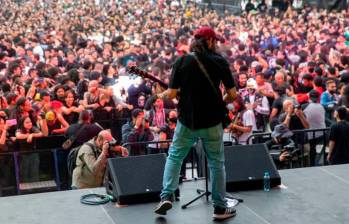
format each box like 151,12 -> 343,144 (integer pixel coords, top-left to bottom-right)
67,142 -> 97,178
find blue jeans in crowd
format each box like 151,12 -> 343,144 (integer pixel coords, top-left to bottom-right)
160,121 -> 227,208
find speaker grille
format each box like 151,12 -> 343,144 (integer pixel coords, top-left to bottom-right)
106,153 -> 167,204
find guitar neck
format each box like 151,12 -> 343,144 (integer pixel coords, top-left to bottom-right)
128,66 -> 168,89
144,75 -> 168,89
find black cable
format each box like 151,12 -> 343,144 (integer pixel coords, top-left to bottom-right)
80,193 -> 113,205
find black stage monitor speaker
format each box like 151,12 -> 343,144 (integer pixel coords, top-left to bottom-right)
225,144 -> 281,191
105,153 -> 167,205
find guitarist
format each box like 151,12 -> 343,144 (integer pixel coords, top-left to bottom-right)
153,27 -> 238,221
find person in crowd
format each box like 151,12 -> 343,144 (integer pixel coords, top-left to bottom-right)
320,79 -> 339,124
72,130 -> 128,189
236,72 -> 248,98
146,98 -> 169,154
0,116 -> 16,188
45,101 -> 69,135
229,96 -> 256,144
270,84 -> 288,129
256,73 -> 274,99
303,90 -> 326,166
265,123 -> 297,169
257,0 -> 268,12
82,80 -> 101,110
327,106 -> 349,165
244,78 -> 270,131
65,110 -> 104,149
121,108 -> 154,155
62,90 -> 85,125
15,116 -> 44,183
279,99 -> 309,131
0,94 -> 8,118
0,117 -> 11,149
53,85 -> 66,103
159,110 -> 178,152
337,85 -> 349,121
127,77 -> 152,108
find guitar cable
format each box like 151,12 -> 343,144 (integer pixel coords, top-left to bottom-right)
80,193 -> 114,205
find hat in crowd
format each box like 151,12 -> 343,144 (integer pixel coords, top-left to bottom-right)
251,61 -> 260,68
298,62 -> 308,69
246,78 -> 257,89
309,89 -> 320,100
288,55 -> 300,64
272,124 -> 293,138
45,111 -> 56,121
131,108 -> 144,118
194,26 -> 224,42
50,100 -> 63,110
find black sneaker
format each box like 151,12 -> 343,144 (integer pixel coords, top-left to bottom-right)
154,200 -> 172,215
213,206 -> 236,220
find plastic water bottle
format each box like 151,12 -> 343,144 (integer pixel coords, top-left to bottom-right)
263,172 -> 270,192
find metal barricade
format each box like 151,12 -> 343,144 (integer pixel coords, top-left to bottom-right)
11,135 -> 67,195
246,128 -> 330,168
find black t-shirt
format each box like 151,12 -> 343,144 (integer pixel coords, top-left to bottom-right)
169,53 -> 235,129
160,125 -> 175,140
257,3 -> 267,12
271,95 -> 286,117
279,113 -> 305,131
329,121 -> 349,164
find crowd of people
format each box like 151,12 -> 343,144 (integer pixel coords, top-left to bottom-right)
0,0 -> 349,190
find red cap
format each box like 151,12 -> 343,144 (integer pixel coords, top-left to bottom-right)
194,26 -> 224,42
50,100 -> 63,109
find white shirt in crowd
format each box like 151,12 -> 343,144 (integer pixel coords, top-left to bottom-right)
235,110 -> 256,145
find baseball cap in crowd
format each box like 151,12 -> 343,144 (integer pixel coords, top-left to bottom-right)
251,61 -> 260,68
194,26 -> 224,42
288,55 -> 300,64
51,100 -> 63,110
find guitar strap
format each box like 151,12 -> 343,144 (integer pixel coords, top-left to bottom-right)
190,53 -> 225,107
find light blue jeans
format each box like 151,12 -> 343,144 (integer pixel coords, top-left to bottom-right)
160,121 -> 227,208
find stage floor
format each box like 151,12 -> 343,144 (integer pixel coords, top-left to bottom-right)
1,165 -> 349,224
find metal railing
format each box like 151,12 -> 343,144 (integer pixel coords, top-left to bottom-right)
0,127 -> 332,195
246,128 -> 330,167
0,135 -> 67,195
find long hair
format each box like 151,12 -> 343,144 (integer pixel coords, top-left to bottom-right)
189,37 -> 210,55
17,116 -> 33,134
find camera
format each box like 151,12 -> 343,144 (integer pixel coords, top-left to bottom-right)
108,139 -> 118,147
283,145 -> 300,159
106,139 -> 119,157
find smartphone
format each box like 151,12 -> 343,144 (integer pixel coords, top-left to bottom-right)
6,119 -> 17,127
